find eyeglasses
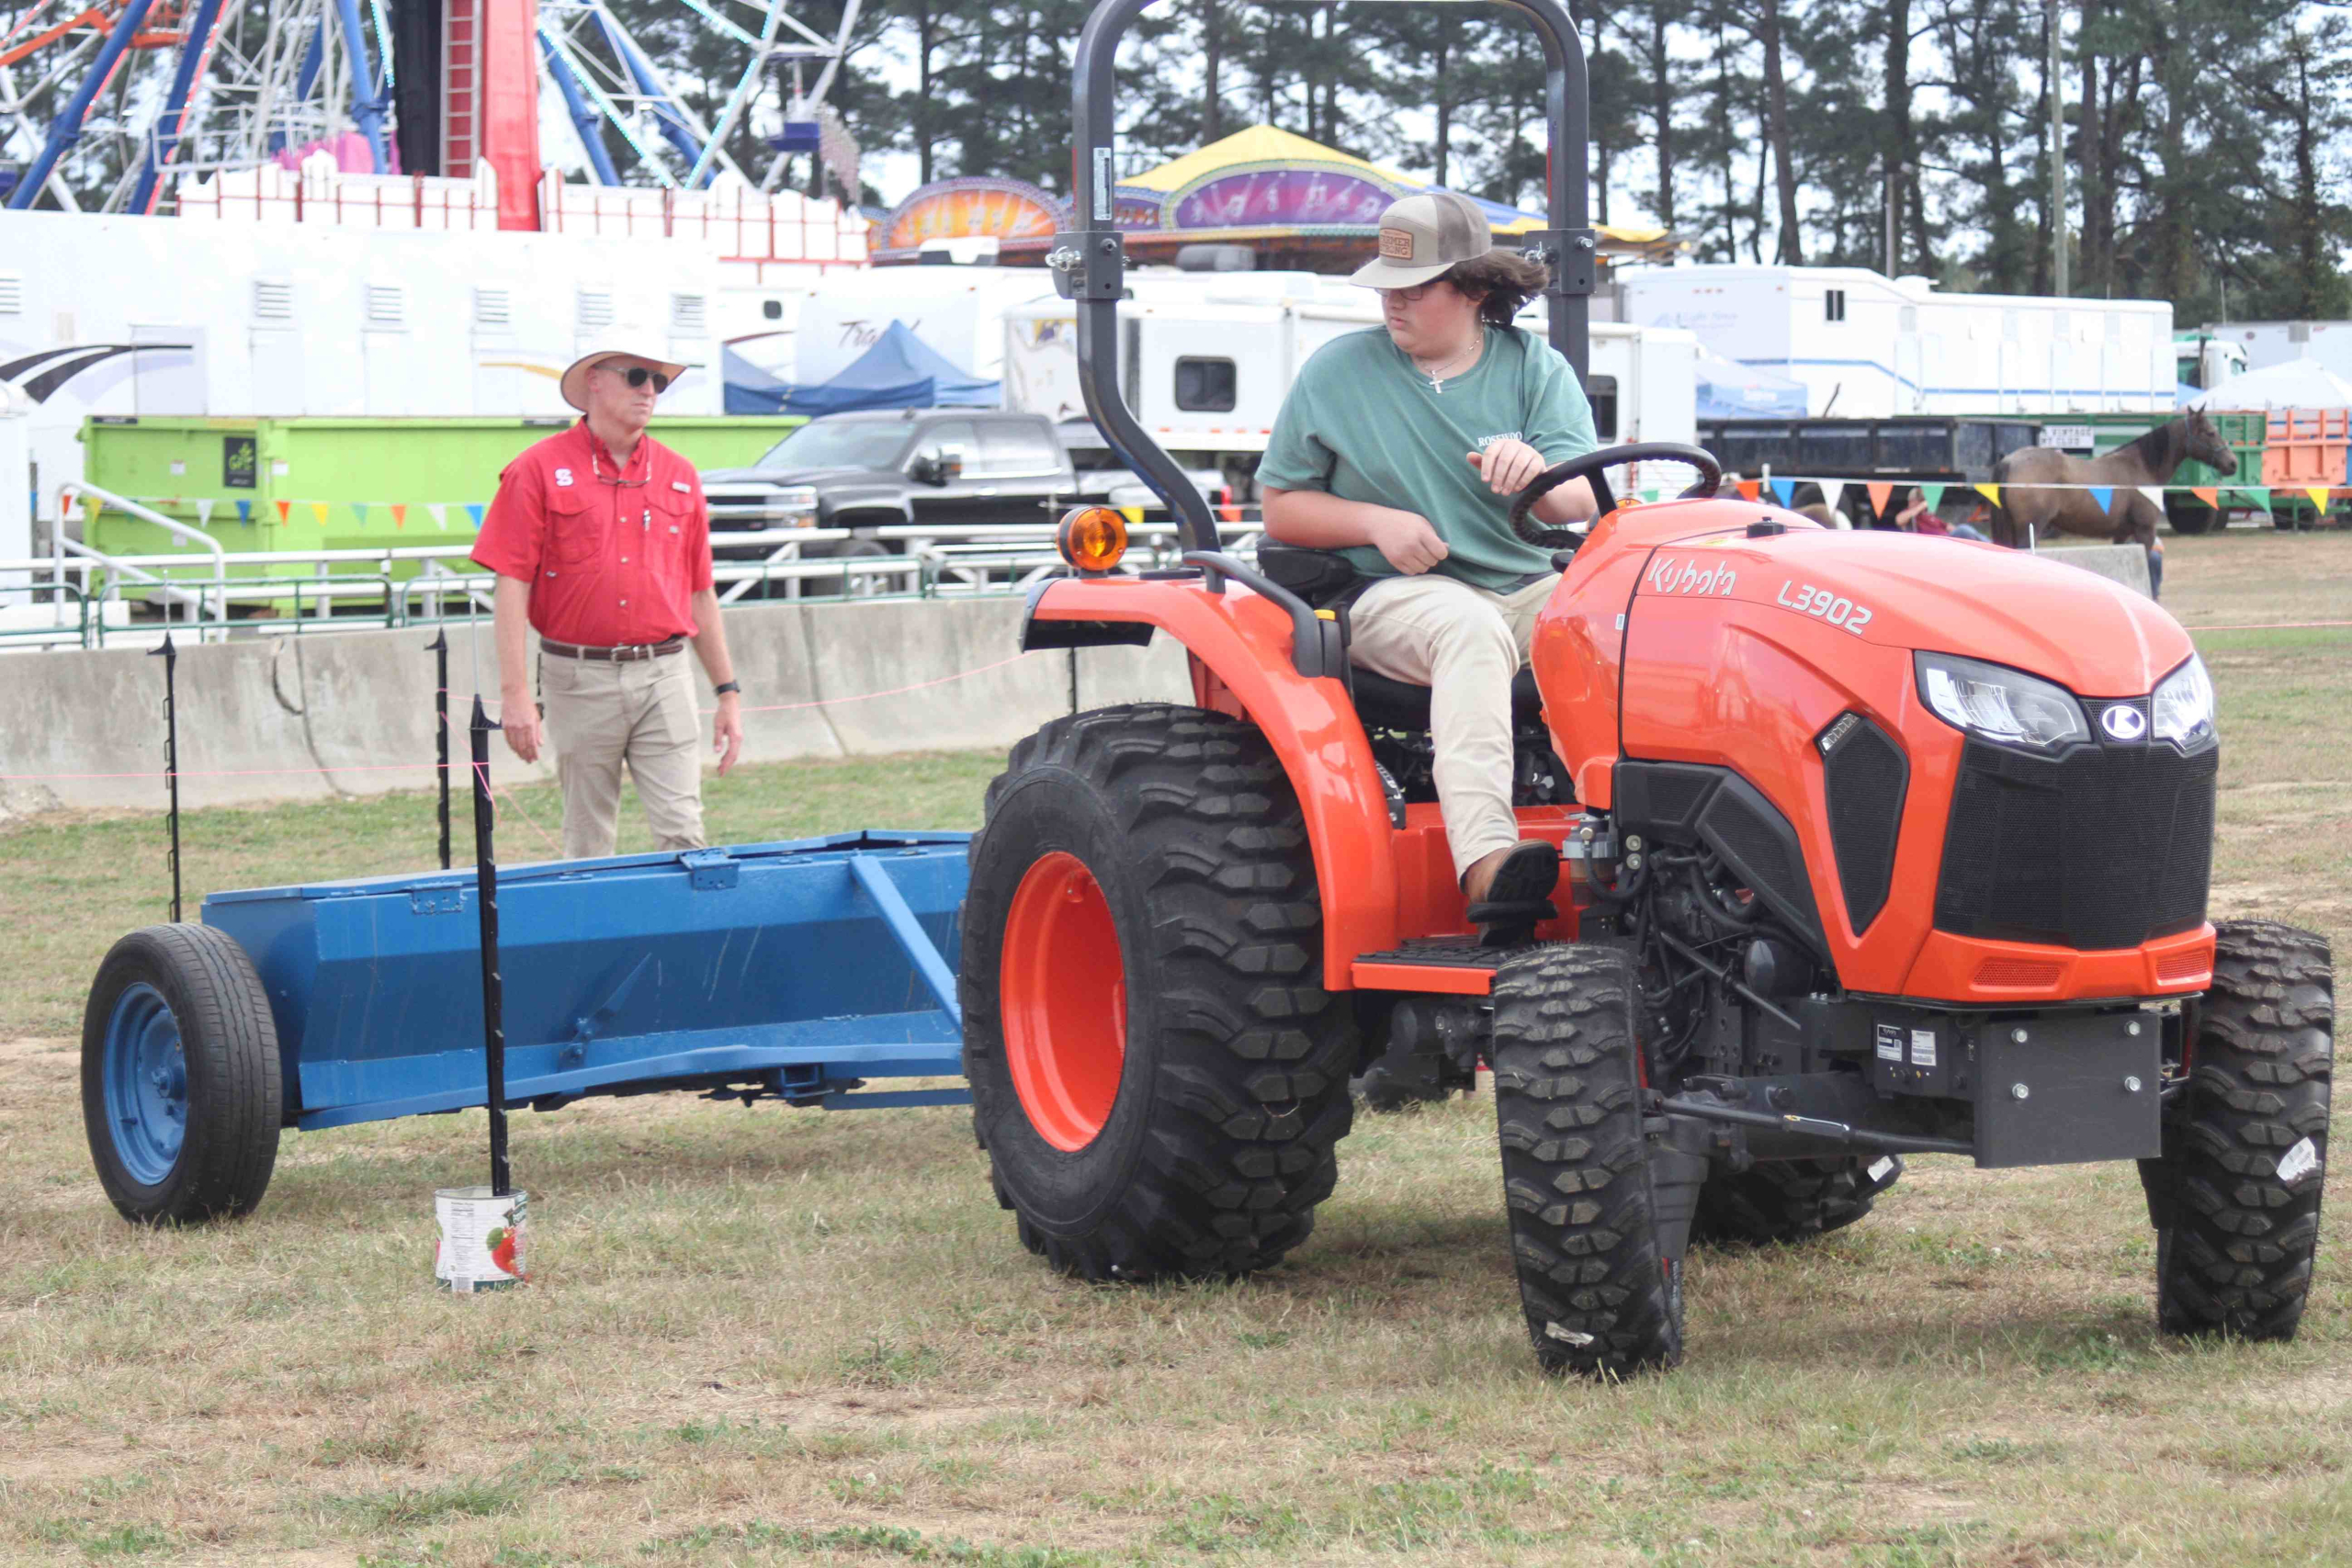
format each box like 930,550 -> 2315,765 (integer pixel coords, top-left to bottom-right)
601,364 -> 672,392
1379,282 -> 1442,304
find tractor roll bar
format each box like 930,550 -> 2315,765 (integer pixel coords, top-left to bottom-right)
1057,0 -> 1598,570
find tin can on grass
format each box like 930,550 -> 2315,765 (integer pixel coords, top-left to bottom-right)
435,1186 -> 527,1292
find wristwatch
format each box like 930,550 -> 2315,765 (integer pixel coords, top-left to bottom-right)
712,681 -> 741,697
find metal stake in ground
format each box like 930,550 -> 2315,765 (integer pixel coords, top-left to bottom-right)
430,628 -> 451,871
469,695 -> 511,1197
149,632 -> 182,922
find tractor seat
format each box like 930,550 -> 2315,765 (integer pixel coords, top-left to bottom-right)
1351,667 -> 1544,732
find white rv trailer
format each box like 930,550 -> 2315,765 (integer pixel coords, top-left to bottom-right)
2212,320 -> 2352,384
1001,272 -> 1700,489
1617,265 -> 2176,418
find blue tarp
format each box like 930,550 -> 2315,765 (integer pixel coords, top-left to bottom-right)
733,320 -> 1002,416
1694,351 -> 1810,420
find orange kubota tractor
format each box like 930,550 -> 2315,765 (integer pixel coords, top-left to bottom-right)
956,0 -> 2335,1376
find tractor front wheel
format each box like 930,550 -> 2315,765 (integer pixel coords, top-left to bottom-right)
1492,946 -> 1701,1377
959,705 -> 1356,1280
2143,919 -> 2333,1340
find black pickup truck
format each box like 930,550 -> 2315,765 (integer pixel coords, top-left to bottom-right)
699,409 -> 1227,573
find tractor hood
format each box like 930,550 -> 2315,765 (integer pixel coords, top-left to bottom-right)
1631,523 -> 2194,698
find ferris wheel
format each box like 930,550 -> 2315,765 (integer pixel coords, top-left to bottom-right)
0,0 -> 860,214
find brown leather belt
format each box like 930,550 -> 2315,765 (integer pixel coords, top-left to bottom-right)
540,636 -> 684,662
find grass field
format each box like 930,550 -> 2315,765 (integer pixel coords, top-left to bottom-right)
2,532 -> 2346,1567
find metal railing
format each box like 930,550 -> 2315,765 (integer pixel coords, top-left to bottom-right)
6,507 -> 1272,651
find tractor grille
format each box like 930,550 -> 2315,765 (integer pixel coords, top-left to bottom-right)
1933,735 -> 2218,952
1820,714 -> 1907,934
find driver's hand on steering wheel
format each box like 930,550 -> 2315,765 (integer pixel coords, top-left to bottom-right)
1373,512 -> 1450,575
1467,439 -> 1547,496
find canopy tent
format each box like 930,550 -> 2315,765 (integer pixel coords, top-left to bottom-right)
1694,351 -> 1810,419
733,321 -> 1002,416
2187,358 -> 2352,411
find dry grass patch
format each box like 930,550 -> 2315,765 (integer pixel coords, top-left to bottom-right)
2,540 -> 2349,1566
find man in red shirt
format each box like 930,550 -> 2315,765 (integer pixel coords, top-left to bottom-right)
471,341 -> 745,859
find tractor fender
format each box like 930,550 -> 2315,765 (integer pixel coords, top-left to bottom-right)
1024,576 -> 1396,987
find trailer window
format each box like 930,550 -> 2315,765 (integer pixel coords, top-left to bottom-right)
1174,356 -> 1238,412
1825,290 -> 1847,323
1585,375 -> 1619,441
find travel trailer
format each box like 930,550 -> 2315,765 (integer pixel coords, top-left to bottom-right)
1618,265 -> 2176,418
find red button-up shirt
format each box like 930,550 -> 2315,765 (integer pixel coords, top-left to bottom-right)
471,421 -> 714,648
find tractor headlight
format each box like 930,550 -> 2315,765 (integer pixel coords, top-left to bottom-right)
2151,654 -> 2218,750
1916,651 -> 2089,751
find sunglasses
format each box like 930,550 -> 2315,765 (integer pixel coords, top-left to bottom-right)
603,365 -> 672,392
1379,281 -> 1445,304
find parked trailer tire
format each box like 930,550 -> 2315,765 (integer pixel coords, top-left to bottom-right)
2143,919 -> 2333,1341
2165,499 -> 2218,536
1690,1154 -> 1904,1248
1492,946 -> 1697,1377
82,924 -> 283,1225
960,705 -> 1356,1280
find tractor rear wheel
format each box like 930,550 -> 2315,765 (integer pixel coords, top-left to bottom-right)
1690,1154 -> 1904,1248
2143,919 -> 2333,1340
1492,946 -> 1697,1377
959,705 -> 1356,1280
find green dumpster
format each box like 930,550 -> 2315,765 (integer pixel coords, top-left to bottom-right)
77,416 -> 804,603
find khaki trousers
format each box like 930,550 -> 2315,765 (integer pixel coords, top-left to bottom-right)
1347,571 -> 1559,880
538,652 -> 707,860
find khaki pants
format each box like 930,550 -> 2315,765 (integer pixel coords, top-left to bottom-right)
1348,571 -> 1558,880
538,652 -> 707,860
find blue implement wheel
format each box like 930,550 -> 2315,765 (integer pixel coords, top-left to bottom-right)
82,925 -> 282,1224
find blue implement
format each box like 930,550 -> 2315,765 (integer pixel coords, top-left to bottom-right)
199,831 -> 971,1132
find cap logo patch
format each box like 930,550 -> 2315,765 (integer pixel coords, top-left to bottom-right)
1379,228 -> 1415,260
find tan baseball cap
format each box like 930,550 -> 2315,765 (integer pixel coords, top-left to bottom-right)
1349,189 -> 1497,289
560,340 -> 692,413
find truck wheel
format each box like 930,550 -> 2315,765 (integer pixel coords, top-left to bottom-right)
82,924 -> 283,1225
1492,946 -> 1690,1377
2165,499 -> 2216,536
2143,919 -> 2333,1340
1690,1154 -> 1903,1247
960,705 -> 1356,1280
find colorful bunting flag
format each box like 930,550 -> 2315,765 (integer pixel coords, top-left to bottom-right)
195,499 -> 215,526
274,500 -> 292,524
1769,477 -> 1795,506
390,503 -> 408,530
427,503 -> 448,531
2139,485 -> 2165,511
1865,481 -> 1894,516
465,503 -> 485,529
352,502 -> 370,526
2089,486 -> 2115,513
1975,483 -> 2001,506
235,500 -> 252,525
2309,487 -> 2333,512
1921,482 -> 1947,511
81,495 -> 100,522
2191,487 -> 2219,508
2239,486 -> 2270,511
1735,478 -> 1760,502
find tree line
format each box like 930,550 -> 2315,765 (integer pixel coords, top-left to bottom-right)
660,0 -> 2352,324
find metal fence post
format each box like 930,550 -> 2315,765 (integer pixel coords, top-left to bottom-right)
431,628 -> 451,870
469,696 -> 511,1197
150,632 -> 182,922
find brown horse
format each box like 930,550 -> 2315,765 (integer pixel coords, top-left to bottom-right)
1989,412 -> 2239,553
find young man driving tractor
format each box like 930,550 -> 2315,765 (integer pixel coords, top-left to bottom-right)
1256,189 -> 1600,938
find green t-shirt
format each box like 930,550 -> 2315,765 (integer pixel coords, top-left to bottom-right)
1254,324 -> 1600,592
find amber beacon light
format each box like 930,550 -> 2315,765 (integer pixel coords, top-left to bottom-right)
1055,506 -> 1130,574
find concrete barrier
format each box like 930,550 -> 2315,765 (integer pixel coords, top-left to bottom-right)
0,597 -> 1199,821
2040,543 -> 2153,597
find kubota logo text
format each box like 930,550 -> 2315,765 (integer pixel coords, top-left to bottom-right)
1645,556 -> 1737,597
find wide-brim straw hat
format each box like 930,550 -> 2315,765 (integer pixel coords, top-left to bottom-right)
560,342 -> 693,413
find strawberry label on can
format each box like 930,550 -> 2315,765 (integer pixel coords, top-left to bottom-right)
434,1186 -> 527,1292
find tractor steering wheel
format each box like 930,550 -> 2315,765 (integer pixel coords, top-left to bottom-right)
1507,441 -> 1727,548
